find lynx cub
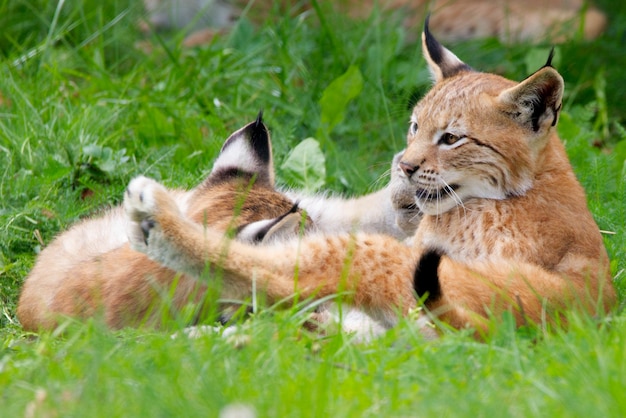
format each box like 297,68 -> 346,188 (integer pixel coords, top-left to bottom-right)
18,115 -> 416,332
125,20 -> 616,335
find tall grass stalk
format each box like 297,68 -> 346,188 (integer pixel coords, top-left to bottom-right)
1,1 -> 625,416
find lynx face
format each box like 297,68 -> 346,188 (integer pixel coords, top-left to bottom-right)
397,27 -> 563,216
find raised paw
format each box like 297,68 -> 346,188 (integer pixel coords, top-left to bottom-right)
389,152 -> 422,235
123,176 -> 170,251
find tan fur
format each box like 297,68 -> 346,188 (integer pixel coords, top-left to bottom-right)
143,0 -> 607,46
17,183 -> 302,331
125,180 -> 418,327
18,119 -> 413,334
124,27 -> 617,336
17,121 -> 309,331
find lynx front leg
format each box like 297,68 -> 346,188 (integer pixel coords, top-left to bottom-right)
124,176 -> 209,278
124,176 -> 419,327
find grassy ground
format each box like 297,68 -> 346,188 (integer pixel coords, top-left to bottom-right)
1,1 -> 625,416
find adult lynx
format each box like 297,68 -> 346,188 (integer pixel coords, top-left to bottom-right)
125,20 -> 617,335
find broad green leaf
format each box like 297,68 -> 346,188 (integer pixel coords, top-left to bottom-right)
42,157 -> 72,182
82,144 -> 103,158
318,65 -> 363,136
280,138 -> 326,192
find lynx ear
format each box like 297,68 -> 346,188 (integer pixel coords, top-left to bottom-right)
422,16 -> 472,82
209,111 -> 275,186
498,66 -> 564,133
236,204 -> 303,244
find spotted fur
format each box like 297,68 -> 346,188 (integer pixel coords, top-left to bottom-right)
125,22 -> 617,336
18,115 -> 415,333
17,117 -> 310,330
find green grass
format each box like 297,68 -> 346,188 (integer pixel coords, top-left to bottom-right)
1,1 -> 626,416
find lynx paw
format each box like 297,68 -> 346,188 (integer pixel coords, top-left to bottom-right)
124,176 -> 170,252
389,151 -> 422,234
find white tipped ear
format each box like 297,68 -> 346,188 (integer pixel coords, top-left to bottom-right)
498,66 -> 564,133
422,16 -> 472,82
209,112 -> 275,186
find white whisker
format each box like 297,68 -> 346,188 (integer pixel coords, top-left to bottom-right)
440,177 -> 466,219
371,168 -> 392,190
436,186 -> 441,226
408,211 -> 422,223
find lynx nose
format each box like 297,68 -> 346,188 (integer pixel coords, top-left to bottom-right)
399,161 -> 418,177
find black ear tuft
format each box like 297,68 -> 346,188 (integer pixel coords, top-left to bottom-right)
422,15 -> 472,81
423,15 -> 457,73
248,111 -> 270,164
423,15 -> 443,67
544,47 -> 556,68
414,250 -> 442,301
219,119 -> 271,164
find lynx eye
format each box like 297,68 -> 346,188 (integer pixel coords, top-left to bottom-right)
438,132 -> 462,146
408,121 -> 418,136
